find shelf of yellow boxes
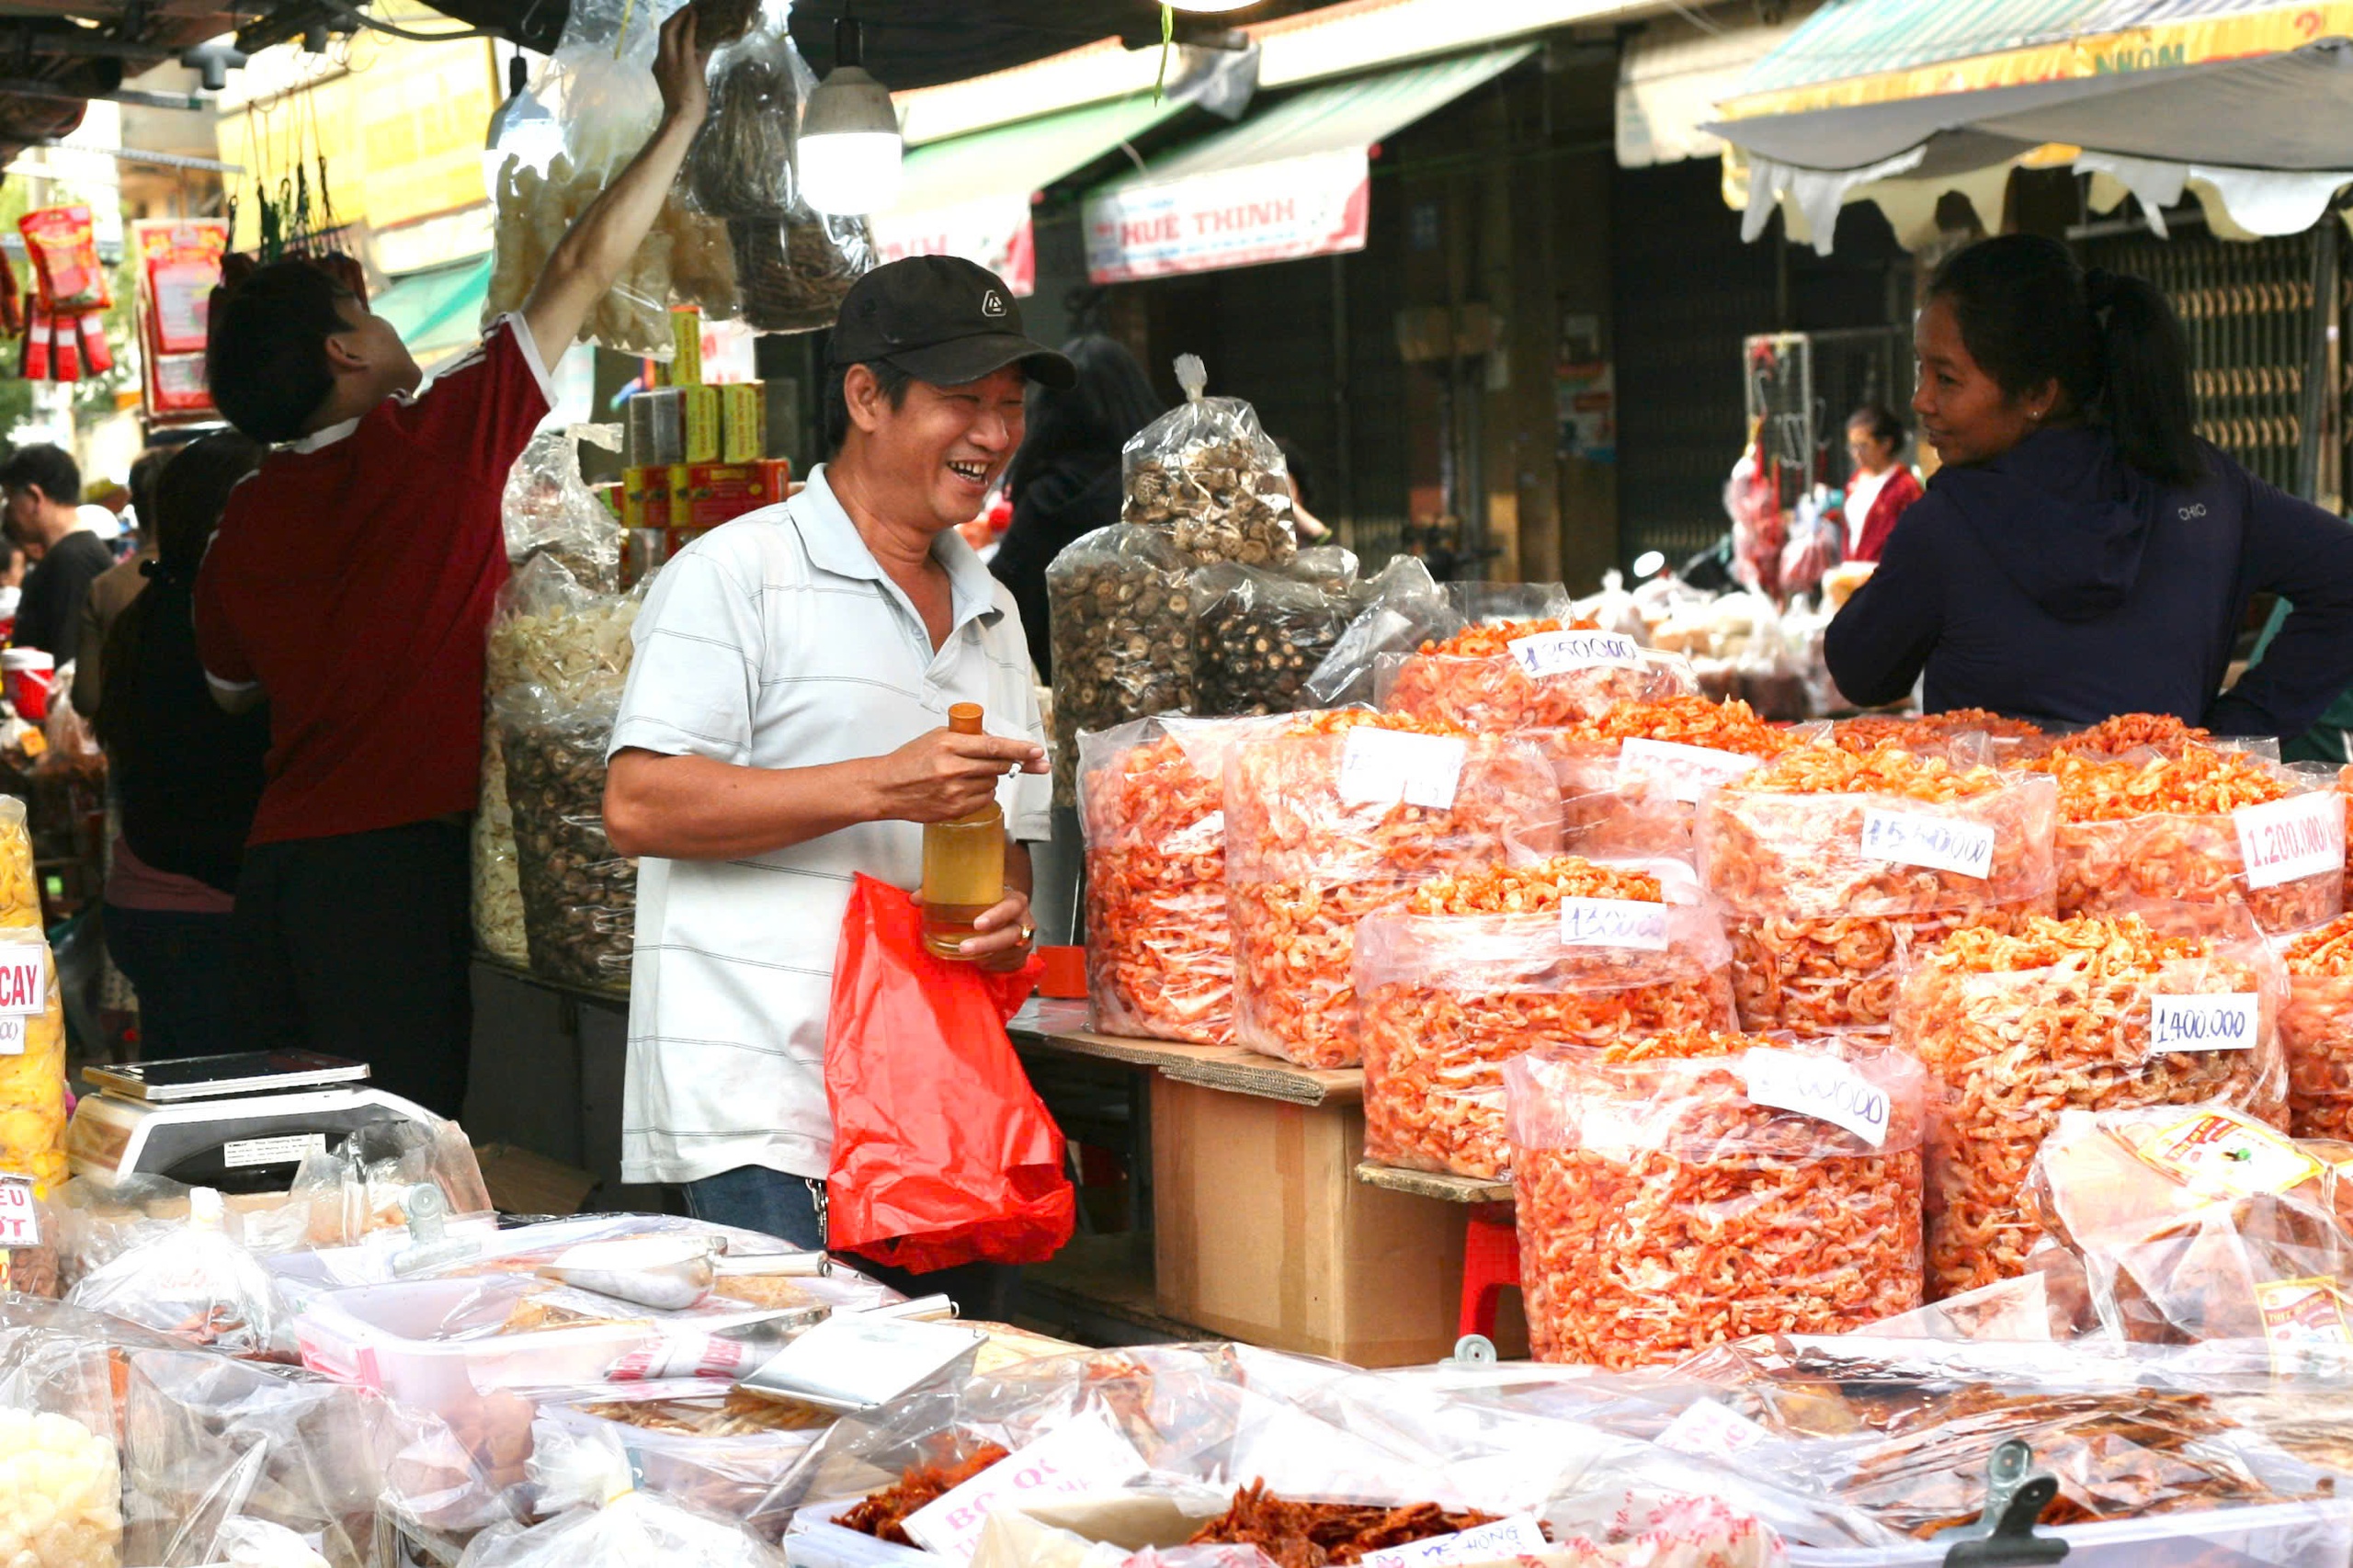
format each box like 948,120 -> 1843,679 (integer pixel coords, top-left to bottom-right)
0,927 -> 66,1189
0,796 -> 38,927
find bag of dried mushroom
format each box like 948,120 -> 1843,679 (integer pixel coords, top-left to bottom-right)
485,555 -> 647,985
1188,562 -> 1358,718
1120,353 -> 1297,568
1044,524 -> 1194,810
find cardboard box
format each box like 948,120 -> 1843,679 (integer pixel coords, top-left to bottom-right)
473,1142 -> 597,1217
621,464 -> 673,531
722,381 -> 766,463
682,384 -> 721,463
670,308 -> 702,386
1151,1078 -> 1466,1367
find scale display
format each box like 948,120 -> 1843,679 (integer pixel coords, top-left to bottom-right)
84,1050 -> 370,1103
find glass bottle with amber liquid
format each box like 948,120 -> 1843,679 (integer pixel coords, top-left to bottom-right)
921,702 -> 1006,960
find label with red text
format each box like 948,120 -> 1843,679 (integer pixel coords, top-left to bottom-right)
900,1410 -> 1148,1563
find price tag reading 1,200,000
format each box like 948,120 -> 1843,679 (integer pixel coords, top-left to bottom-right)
1860,808 -> 1995,880
1336,728 -> 1467,812
0,946 -> 45,1058
1506,628 -> 1643,676
2234,791 -> 2347,891
1740,1048 -> 1891,1149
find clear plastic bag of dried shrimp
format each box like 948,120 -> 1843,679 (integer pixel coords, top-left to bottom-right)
1376,618 -> 1697,733
1896,912 -> 2290,1301
1355,858 -> 1734,1180
2278,912 -> 2353,1140
1222,712 -> 1559,1069
1506,1028 -> 1926,1368
1697,743 -> 2058,1035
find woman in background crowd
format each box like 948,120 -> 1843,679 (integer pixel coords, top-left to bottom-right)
93,433 -> 269,1058
987,334 -> 1163,679
1839,404 -> 1920,565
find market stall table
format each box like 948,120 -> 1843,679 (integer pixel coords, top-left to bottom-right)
1009,997 -> 1473,1366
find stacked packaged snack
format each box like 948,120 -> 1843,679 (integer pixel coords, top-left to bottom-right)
1896,913 -> 2287,1300
1697,744 -> 2058,1034
2024,1101 -> 2353,1347
2279,913 -> 2353,1139
1078,716 -> 1279,1047
2029,745 -> 2343,935
1506,1028 -> 1925,1368
1222,711 -> 1559,1068
1529,694 -> 1789,859
1357,858 -> 1735,1179
0,926 -> 67,1190
1379,618 -> 1695,733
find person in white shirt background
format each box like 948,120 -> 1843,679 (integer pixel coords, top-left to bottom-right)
602,256 -> 1067,1313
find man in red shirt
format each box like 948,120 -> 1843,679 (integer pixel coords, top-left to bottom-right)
195,8 -> 708,1116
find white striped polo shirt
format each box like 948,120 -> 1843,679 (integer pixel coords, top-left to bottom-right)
606,465 -> 1050,1186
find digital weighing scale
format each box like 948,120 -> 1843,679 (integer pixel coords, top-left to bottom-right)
65,1050 -> 441,1191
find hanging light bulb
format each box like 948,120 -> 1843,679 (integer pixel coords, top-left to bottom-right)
483,51 -> 561,200
797,13 -> 902,217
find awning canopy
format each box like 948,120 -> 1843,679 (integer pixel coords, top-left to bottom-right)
870,93 -> 1188,296
1616,4 -> 1819,169
1082,44 -> 1534,284
375,255 -> 493,358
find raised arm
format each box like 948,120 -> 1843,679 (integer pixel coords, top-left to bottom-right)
519,6 -> 708,361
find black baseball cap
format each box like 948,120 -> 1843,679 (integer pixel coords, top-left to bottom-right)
828,256 -> 1075,390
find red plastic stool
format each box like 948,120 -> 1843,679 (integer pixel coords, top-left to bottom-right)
1458,1207 -> 1520,1340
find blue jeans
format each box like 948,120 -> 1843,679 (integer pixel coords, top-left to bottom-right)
105,903 -> 238,1060
682,1165 -> 828,1250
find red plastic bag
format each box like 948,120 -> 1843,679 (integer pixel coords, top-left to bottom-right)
824,874 -> 1074,1272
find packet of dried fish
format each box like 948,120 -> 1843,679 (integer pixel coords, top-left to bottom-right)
1122,354 -> 1297,568
684,0 -> 807,220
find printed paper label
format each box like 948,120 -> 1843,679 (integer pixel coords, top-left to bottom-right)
1616,738 -> 1760,804
2256,1278 -> 2353,1377
1360,1516 -> 1551,1568
2235,791 -> 2346,890
1859,809 -> 1995,879
2132,1108 -> 2322,1198
2149,993 -> 2261,1054
0,949 -> 43,1052
0,1179 -> 37,1247
899,1410 -> 1149,1564
1507,629 -> 1642,676
1740,1049 -> 1891,1148
1559,897 -> 1671,951
1654,1398 -> 1774,1463
222,1133 -> 327,1170
1337,729 -> 1466,812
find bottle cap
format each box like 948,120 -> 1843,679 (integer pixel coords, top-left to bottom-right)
948,702 -> 983,735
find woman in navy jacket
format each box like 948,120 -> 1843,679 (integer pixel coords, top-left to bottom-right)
1824,233 -> 2353,740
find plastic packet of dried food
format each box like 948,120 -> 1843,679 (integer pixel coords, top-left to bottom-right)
531,1390 -> 824,1538
1378,619 -> 1699,733
1188,563 -> 1353,718
64,1188 -> 295,1361
289,1117 -> 494,1251
461,1489 -> 788,1568
1302,555 -> 1459,710
1445,582 -> 1572,627
475,729 -> 529,966
2025,1102 -> 2353,1348
0,795 -> 40,927
487,552 -> 647,710
1222,713 -> 1561,1067
1282,545 -> 1358,593
497,684 -> 637,993
1506,1029 -> 1927,1368
729,209 -> 873,334
684,0 -> 809,220
1697,744 -> 2058,1036
1046,524 -> 1195,810
1121,355 -> 1296,568
1357,858 -> 1735,1179
1896,913 -> 2290,1301
504,425 -> 624,588
2279,913 -> 2353,1139
1078,715 -> 1286,1048
0,926 -> 68,1190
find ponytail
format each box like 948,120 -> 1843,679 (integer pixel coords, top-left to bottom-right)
2084,267 -> 2203,487
1928,235 -> 2204,488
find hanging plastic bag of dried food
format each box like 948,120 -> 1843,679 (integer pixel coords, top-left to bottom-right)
730,209 -> 873,333
685,0 -> 808,220
1122,355 -> 1298,567
504,425 -> 624,588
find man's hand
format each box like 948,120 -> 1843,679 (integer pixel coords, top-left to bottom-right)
957,886 -> 1035,971
652,6 -> 708,129
865,727 -> 1048,824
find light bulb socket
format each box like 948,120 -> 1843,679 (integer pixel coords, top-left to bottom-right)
833,15 -> 862,69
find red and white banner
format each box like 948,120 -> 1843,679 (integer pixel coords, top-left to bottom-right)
1083,147 -> 1370,283
869,193 -> 1037,296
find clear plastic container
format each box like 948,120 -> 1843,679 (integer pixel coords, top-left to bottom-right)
1785,1499 -> 2353,1568
782,1498 -> 943,1568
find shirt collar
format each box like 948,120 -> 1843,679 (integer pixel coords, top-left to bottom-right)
289,415 -> 362,454
796,464 -> 1002,628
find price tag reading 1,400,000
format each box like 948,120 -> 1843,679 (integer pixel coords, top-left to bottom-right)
1740,1048 -> 1891,1148
1860,808 -> 1995,880
2150,994 -> 2261,1054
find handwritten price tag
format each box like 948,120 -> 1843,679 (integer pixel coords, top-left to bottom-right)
1337,729 -> 1466,812
1616,738 -> 1760,804
2150,993 -> 2260,1053
1506,629 -> 1642,676
1859,808 -> 1995,879
1559,897 -> 1670,951
900,1410 -> 1148,1564
0,1179 -> 37,1247
2235,792 -> 2345,890
1359,1516 -> 1551,1568
1740,1049 -> 1891,1148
